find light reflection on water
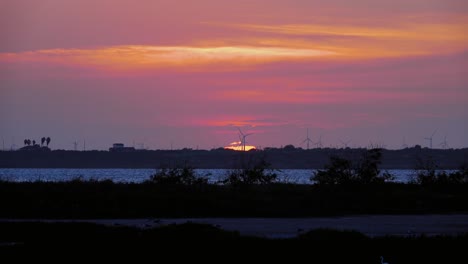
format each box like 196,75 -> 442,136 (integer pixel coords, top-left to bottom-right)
0,168 -> 439,184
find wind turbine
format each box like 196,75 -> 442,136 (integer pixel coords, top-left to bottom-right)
424,130 -> 436,149
439,135 -> 449,149
237,134 -> 244,150
73,140 -> 78,151
314,134 -> 324,149
10,136 -> 16,151
301,128 -> 313,150
238,128 -> 253,151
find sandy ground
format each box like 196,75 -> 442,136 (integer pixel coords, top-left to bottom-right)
3,215 -> 468,238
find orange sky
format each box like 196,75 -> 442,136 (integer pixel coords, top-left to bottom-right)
0,0 -> 467,150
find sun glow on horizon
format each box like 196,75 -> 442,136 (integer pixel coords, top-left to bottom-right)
224,141 -> 257,151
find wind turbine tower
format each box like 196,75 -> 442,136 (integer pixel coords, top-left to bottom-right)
302,128 -> 313,150
238,128 -> 253,151
314,134 -> 324,148
424,130 -> 436,149
440,135 -> 449,149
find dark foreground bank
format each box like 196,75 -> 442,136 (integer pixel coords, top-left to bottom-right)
1,222 -> 466,263
5,215 -> 468,238
1,181 -> 468,218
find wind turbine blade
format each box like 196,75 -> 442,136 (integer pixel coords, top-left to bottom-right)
237,128 -> 244,136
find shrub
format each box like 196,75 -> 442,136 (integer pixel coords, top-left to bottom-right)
413,156 -> 438,184
146,164 -> 208,185
449,163 -> 468,183
222,157 -> 278,185
413,158 -> 468,185
312,156 -> 354,185
311,148 -> 394,185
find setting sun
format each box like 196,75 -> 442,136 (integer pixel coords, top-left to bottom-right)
224,141 -> 257,151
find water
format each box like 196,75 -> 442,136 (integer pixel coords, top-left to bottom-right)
0,168 -> 425,184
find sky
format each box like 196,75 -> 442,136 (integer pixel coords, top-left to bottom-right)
1,0 -> 467,150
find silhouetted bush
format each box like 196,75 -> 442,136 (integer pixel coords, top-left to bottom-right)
222,157 -> 278,185
312,156 -> 354,185
413,156 -> 438,184
311,148 -> 394,185
2,180 -> 468,218
450,163 -> 468,182
146,164 -> 209,185
413,158 -> 468,185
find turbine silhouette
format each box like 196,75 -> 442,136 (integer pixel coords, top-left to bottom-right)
424,130 -> 437,149
314,134 -> 324,148
439,135 -> 449,149
301,128 -> 313,150
238,128 -> 253,151
73,140 -> 78,151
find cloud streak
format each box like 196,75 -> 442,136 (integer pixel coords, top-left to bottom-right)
3,15 -> 466,74
223,20 -> 468,58
0,45 -> 336,72
231,22 -> 467,40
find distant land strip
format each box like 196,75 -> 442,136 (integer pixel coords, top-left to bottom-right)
1,148 -> 467,169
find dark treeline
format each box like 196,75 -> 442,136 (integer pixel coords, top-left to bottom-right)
1,146 -> 467,169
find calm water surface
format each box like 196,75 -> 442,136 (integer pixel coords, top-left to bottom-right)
0,168 -> 432,183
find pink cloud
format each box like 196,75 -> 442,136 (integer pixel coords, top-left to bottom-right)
1,0 -> 467,149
